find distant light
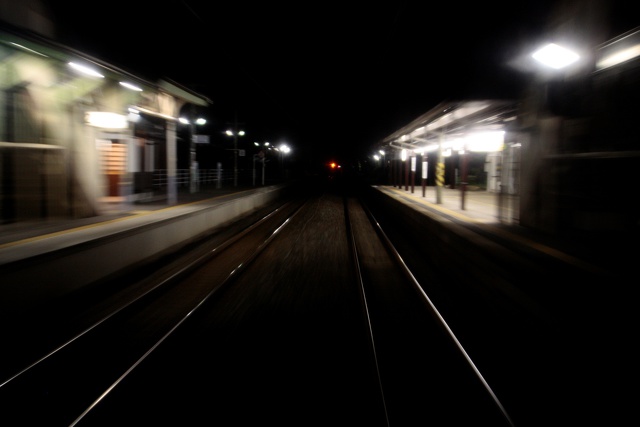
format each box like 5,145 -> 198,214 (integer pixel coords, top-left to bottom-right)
373,155 -> 380,161
195,118 -> 207,125
279,144 -> 290,153
68,62 -> 104,78
379,150 -> 385,155
531,43 -> 579,69
401,149 -> 407,161
85,112 -> 128,129
238,130 -> 245,136
179,117 -> 190,125
119,81 -> 143,91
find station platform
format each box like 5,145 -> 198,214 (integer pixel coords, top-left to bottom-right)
374,184 -> 517,225
0,184 -> 503,246
372,184 -> 635,277
0,184 -> 292,314
0,182 -> 633,276
0,186 -> 250,249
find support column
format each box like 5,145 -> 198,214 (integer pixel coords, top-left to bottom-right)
422,157 -> 428,197
166,120 -> 177,205
410,155 -> 415,193
189,104 -> 197,193
402,149 -> 408,191
460,148 -> 468,210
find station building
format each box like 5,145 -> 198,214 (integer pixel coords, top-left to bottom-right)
1,4 -> 211,223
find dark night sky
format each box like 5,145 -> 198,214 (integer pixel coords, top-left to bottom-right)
42,1 -> 635,168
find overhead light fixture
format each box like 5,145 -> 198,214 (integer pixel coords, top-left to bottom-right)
85,111 -> 128,129
119,81 -> 143,91
466,130 -> 505,152
68,62 -> 104,78
181,117 -> 206,126
129,105 -> 178,121
531,43 -> 579,69
10,42 -> 48,57
597,44 -> 640,69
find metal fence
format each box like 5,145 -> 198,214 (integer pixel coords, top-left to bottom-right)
151,168 -> 253,190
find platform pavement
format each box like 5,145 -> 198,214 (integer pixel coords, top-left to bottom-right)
0,185 -> 255,248
373,183 -> 637,277
375,184 -> 517,225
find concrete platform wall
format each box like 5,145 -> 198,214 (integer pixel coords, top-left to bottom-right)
0,185 -> 289,314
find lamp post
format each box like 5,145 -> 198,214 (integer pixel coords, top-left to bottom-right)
373,149 -> 387,185
253,141 -> 269,186
225,128 -> 245,187
179,113 -> 207,193
378,149 -> 387,184
224,111 -> 245,187
521,41 -> 580,229
278,144 -> 290,180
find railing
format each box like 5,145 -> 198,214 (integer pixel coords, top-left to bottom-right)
152,169 -> 189,189
151,168 -> 253,190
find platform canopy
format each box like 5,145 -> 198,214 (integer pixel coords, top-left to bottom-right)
378,99 -> 519,157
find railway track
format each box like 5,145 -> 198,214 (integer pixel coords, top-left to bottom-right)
345,195 -> 514,426
0,197 -> 306,425
360,183 -> 633,427
0,184 -> 514,426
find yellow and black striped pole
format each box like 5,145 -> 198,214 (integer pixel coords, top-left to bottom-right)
436,160 -> 444,204
435,131 -> 446,204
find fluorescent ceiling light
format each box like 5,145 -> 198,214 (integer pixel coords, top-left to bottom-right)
119,81 -> 143,91
85,111 -> 128,129
10,42 -> 48,57
597,44 -> 640,69
69,62 -> 104,78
